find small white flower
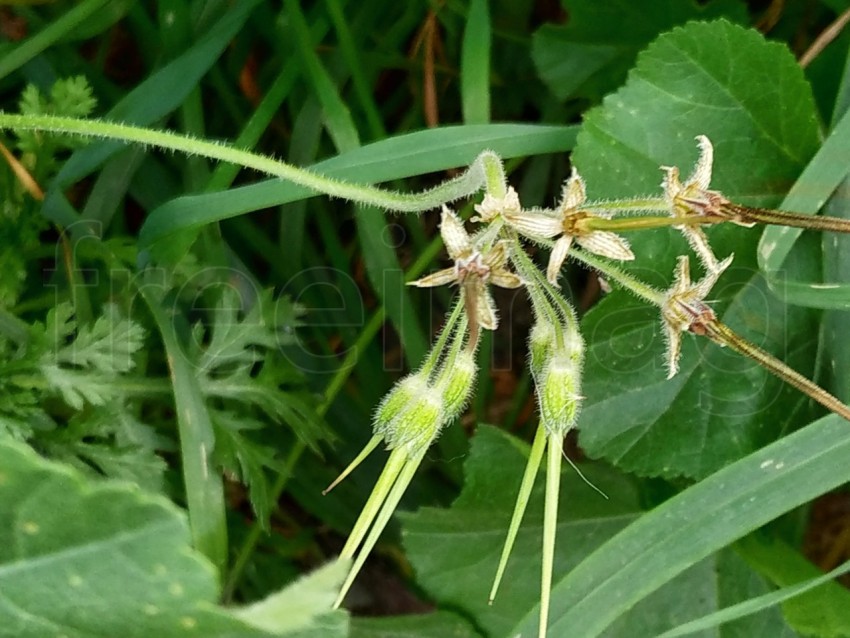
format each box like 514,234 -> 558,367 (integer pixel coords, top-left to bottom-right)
410,206 -> 521,331
661,253 -> 732,379
473,186 -> 522,222
507,169 -> 634,286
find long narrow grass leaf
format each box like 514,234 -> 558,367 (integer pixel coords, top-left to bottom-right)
655,559 -> 850,638
509,413 -> 850,637
138,280 -> 227,574
461,0 -> 492,124
758,107 -> 850,308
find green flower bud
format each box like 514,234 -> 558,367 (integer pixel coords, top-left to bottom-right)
538,337 -> 584,437
439,349 -> 477,421
373,375 -> 444,456
373,376 -> 422,437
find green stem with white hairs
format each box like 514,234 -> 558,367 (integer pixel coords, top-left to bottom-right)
419,298 -> 466,378
481,151 -> 508,198
581,196 -> 669,216
568,248 -> 850,422
568,247 -> 665,305
0,114 -> 499,214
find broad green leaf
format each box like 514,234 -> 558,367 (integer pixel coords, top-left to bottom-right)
235,560 -> 349,637
0,440 -> 347,638
570,19 -> 822,479
402,426 -> 800,638
532,0 -> 747,102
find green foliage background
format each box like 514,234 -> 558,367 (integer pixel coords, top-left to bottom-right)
1,1 -> 850,636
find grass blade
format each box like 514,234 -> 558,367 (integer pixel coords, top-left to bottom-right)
461,0 -> 492,124
509,413 -> 850,638
655,559 -> 850,638
0,0 -> 112,82
139,280 -> 227,574
758,106 -> 850,308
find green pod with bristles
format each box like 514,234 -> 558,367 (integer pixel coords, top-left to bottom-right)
538,333 -> 584,437
373,375 -> 424,437
528,321 -> 555,381
439,349 -> 477,421
373,374 -> 444,456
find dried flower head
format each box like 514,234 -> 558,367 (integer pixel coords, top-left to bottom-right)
409,206 -> 521,331
662,136 -> 750,271
661,253 -> 732,379
473,186 -> 522,223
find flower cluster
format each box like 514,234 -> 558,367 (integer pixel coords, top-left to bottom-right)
329,137 -> 850,637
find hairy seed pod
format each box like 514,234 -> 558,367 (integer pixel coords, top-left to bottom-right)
528,321 -> 556,381
439,349 -> 477,421
538,335 -> 584,437
373,375 -> 444,456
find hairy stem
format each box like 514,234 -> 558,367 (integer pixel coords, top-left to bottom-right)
0,114 -> 494,213
707,321 -> 850,422
725,203 -> 850,233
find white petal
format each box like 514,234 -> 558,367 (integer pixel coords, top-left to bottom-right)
440,206 -> 472,260
661,165 -> 681,203
560,168 -> 586,211
490,270 -> 523,289
505,211 -> 563,239
694,253 -> 733,299
483,241 -> 509,270
476,286 -> 499,331
577,231 -> 635,261
547,235 -> 573,286
671,255 -> 691,294
409,268 -> 456,288
688,135 -> 714,190
680,226 -> 719,272
473,186 -> 522,222
663,320 -> 682,380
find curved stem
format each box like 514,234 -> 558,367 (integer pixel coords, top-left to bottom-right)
0,114 -> 494,213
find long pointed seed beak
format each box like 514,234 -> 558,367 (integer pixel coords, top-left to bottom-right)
323,435 -> 382,495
